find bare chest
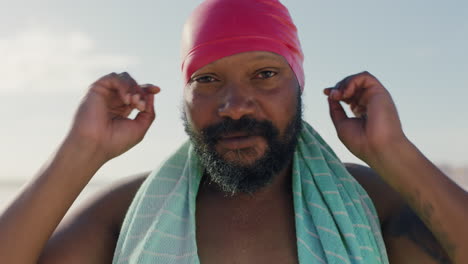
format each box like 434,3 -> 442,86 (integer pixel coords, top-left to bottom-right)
195,193 -> 299,264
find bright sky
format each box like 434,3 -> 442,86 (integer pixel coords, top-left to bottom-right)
0,0 -> 467,184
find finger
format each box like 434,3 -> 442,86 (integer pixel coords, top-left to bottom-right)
144,91 -> 155,114
141,86 -> 159,115
118,72 -> 139,91
139,85 -> 160,113
131,94 -> 146,112
134,93 -> 156,129
335,74 -> 359,100
94,72 -> 133,105
324,87 -> 343,99
131,93 -> 140,104
140,84 -> 161,95
118,72 -> 147,102
329,89 -> 343,101
98,72 -> 142,104
323,87 -> 332,96
327,97 -> 349,128
324,74 -> 358,99
137,101 -> 146,112
126,83 -> 159,112
134,86 -> 158,125
339,71 -> 382,104
324,87 -> 355,105
351,104 -> 367,118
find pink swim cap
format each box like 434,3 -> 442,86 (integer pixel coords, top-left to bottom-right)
181,0 -> 305,89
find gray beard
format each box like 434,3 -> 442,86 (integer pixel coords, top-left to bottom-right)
182,92 -> 303,195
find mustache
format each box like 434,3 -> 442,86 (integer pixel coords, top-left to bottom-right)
201,117 -> 279,144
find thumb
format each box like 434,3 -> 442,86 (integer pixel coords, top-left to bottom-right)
327,97 -> 348,130
134,93 -> 156,131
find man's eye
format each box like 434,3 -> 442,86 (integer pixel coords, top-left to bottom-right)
256,71 -> 277,79
194,76 -> 217,83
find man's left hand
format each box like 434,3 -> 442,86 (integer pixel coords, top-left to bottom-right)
324,71 -> 408,165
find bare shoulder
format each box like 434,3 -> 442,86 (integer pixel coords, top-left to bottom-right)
345,163 -> 451,264
344,162 -> 404,222
38,171 -> 150,264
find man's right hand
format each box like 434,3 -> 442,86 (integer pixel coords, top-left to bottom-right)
0,72 -> 159,264
68,72 -> 160,162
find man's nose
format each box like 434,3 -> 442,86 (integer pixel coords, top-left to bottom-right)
218,83 -> 256,120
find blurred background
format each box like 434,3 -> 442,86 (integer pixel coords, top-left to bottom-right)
1,0 -> 467,211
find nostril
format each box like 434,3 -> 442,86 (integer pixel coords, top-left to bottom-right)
218,100 -> 256,120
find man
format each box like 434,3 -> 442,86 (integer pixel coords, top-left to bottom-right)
0,0 -> 467,263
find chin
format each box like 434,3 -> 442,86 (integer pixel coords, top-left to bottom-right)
221,150 -> 262,166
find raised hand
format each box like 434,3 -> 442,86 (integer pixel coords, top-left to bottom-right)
68,72 -> 160,162
324,71 -> 407,165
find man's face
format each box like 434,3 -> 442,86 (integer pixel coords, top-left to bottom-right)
183,51 -> 302,194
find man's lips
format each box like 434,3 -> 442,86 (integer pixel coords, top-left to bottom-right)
216,133 -> 263,150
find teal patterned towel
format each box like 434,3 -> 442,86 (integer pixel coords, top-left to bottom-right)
113,121 -> 389,263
